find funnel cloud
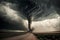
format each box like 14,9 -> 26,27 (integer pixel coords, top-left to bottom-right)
0,0 -> 60,32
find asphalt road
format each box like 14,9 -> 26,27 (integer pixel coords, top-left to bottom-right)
0,32 -> 38,40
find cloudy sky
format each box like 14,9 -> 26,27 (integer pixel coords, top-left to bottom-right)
0,0 -> 60,32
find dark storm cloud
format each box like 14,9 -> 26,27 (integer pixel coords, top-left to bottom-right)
30,0 -> 60,32
0,1 -> 28,30
31,0 -> 60,20
0,0 -> 38,30
0,0 -> 60,32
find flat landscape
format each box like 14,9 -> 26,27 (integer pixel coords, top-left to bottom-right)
0,31 -> 60,40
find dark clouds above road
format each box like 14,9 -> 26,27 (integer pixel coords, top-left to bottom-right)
0,0 -> 60,32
